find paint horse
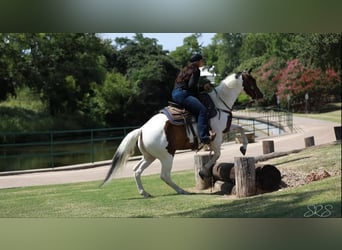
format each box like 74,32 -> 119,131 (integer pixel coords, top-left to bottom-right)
101,69 -> 263,197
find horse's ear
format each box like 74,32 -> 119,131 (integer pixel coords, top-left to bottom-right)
248,68 -> 252,74
235,72 -> 242,79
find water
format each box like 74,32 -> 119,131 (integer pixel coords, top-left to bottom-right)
233,117 -> 286,138
0,127 -> 138,172
0,140 -> 119,172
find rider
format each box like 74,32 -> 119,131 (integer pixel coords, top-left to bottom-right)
172,53 -> 216,146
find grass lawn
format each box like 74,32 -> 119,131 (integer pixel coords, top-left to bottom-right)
294,102 -> 341,124
0,143 -> 340,218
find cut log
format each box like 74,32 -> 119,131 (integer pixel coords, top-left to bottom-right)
211,162 -> 282,195
234,157 -> 256,197
255,165 -> 281,191
212,163 -> 235,182
194,153 -> 213,190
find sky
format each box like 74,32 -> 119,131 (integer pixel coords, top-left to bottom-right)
99,33 -> 216,52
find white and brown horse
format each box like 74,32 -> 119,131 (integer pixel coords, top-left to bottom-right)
101,69 -> 263,197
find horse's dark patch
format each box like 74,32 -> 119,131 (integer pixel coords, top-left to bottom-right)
164,121 -> 197,156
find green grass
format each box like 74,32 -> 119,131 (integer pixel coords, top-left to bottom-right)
0,143 -> 340,218
294,102 -> 341,123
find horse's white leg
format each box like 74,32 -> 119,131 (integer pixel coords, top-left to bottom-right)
160,154 -> 190,195
133,157 -> 155,198
133,134 -> 157,198
198,132 -> 222,179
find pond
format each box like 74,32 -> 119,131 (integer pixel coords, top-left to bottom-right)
0,127 -> 138,172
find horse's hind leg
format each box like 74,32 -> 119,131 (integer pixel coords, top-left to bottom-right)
133,156 -> 155,198
160,155 -> 190,195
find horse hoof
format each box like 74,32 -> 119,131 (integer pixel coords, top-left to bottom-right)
179,190 -> 190,195
141,191 -> 153,198
240,146 -> 246,155
199,170 -> 209,179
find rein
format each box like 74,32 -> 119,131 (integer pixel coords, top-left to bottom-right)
213,87 -> 232,113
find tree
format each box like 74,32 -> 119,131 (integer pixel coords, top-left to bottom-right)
93,72 -> 136,126
275,59 -> 341,111
22,33 -> 108,115
0,33 -> 27,101
169,33 -> 203,67
293,33 -> 341,72
109,33 -> 179,125
202,33 -> 244,82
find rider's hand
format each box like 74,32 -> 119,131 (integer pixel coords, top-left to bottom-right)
203,83 -> 212,92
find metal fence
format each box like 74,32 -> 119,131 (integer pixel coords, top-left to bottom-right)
232,108 -> 293,137
0,108 -> 293,173
0,126 -> 138,172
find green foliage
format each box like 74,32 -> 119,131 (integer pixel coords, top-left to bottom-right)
94,72 -> 136,126
169,33 -> 203,67
1,32 -> 341,131
204,33 -> 243,81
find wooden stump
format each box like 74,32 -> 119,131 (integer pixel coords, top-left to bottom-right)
304,136 -> 315,147
262,140 -> 274,154
194,153 -> 213,190
212,162 -> 235,182
334,126 -> 341,141
234,157 -> 256,197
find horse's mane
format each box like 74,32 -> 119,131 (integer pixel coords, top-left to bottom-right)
220,73 -> 243,89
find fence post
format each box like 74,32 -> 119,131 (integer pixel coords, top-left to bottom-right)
334,126 -> 341,141
262,140 -> 275,154
304,136 -> 315,147
50,131 -> 54,168
90,130 -> 94,163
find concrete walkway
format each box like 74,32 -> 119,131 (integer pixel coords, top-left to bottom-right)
0,116 -> 340,189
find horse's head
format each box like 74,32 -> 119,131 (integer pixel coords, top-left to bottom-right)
239,69 -> 263,100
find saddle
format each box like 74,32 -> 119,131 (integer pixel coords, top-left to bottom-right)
159,93 -> 218,145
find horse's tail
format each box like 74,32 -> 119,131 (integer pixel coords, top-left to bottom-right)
100,128 -> 142,187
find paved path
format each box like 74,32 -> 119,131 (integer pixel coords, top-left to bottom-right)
0,116 -> 340,189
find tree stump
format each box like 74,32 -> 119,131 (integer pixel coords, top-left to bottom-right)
262,140 -> 274,154
234,157 -> 256,197
194,153 -> 213,190
304,136 -> 315,147
334,126 -> 341,141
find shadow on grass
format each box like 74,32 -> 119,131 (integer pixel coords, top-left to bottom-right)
169,186 -> 341,218
273,156 -> 312,166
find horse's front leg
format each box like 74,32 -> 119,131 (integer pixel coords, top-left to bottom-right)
198,141 -> 221,179
231,124 -> 248,155
160,154 -> 190,195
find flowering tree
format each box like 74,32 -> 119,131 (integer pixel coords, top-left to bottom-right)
254,57 -> 286,106
275,59 -> 341,111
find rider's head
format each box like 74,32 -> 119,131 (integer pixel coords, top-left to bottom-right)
190,54 -> 204,67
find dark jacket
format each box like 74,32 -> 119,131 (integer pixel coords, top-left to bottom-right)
174,68 -> 200,93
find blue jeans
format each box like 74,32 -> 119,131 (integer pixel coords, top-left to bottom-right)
172,88 -> 210,143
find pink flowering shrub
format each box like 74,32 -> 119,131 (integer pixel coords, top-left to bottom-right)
275,59 -> 341,111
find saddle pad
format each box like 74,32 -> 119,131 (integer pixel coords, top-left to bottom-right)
160,106 -> 191,126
